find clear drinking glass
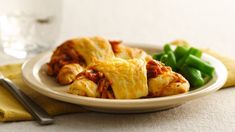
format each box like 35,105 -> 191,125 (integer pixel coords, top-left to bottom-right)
0,0 -> 62,59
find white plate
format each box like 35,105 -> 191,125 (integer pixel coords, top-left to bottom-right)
22,45 -> 227,113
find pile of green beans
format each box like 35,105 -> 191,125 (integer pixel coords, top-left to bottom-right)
152,44 -> 215,89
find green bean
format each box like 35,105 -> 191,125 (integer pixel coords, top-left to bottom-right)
189,47 -> 202,58
201,72 -> 212,84
174,46 -> 189,60
165,52 -> 177,71
180,66 -> 204,88
184,55 -> 215,76
176,47 -> 203,68
163,44 -> 173,53
152,44 -> 215,89
152,52 -> 165,61
160,54 -> 168,64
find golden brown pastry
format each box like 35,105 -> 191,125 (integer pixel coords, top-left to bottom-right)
148,72 -> 189,96
147,60 -> 189,96
57,64 -> 84,85
47,36 -> 115,84
48,36 -> 190,99
92,58 -> 148,99
47,39 -> 86,77
109,40 -> 152,61
68,69 -> 113,98
69,76 -> 100,97
72,36 -> 115,65
69,58 -> 148,99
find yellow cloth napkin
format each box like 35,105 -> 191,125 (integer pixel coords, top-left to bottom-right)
0,50 -> 234,122
202,49 -> 235,88
0,64 -> 86,122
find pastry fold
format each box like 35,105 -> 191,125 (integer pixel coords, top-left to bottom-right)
72,37 -> 115,65
92,58 -> 148,99
57,64 -> 84,85
148,71 -> 189,97
69,76 -> 100,97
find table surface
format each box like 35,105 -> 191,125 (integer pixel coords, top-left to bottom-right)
0,44 -> 234,132
0,82 -> 234,132
1,0 -> 235,131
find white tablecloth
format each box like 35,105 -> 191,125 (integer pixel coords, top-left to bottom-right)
1,0 -> 235,131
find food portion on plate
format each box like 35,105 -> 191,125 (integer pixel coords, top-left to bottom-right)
46,36 -> 195,99
153,40 -> 215,89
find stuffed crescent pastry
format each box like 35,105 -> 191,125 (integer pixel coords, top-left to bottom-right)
69,76 -> 100,97
48,36 -> 190,99
47,36 -> 115,84
57,64 -> 84,85
109,40 -> 152,61
93,58 -> 148,99
72,36 -> 115,65
69,58 -> 148,99
147,60 -> 189,96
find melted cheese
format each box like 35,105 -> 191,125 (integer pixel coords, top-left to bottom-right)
93,58 -> 148,99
